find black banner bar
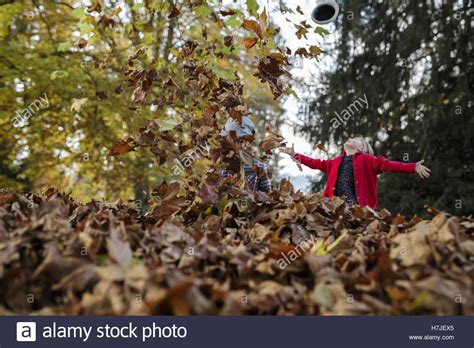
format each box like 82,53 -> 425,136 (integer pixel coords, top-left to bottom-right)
2,316 -> 473,348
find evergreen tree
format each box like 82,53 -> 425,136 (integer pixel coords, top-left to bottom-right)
298,0 -> 473,216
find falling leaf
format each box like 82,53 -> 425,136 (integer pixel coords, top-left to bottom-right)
314,26 -> 330,37
314,143 -> 327,152
168,6 -> 180,19
220,9 -> 237,17
155,118 -> 180,131
246,0 -> 259,18
108,139 -> 135,156
71,98 -> 89,113
295,26 -> 309,40
50,70 -> 69,80
87,1 -> 101,13
243,37 -> 258,49
309,45 -> 322,57
110,7 -> 122,17
258,131 -> 286,153
243,19 -> 263,39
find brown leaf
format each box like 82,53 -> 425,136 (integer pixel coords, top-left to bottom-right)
314,144 -> 326,151
243,19 -> 263,39
295,26 -> 309,40
243,37 -> 258,49
108,139 -> 135,156
106,228 -> 132,268
168,6 -> 180,19
202,104 -> 219,118
258,131 -> 286,153
220,9 -> 237,16
248,223 -> 272,243
224,35 -> 233,47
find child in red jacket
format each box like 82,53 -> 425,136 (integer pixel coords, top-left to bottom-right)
280,137 -> 431,208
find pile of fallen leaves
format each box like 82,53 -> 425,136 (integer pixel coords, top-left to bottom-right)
0,184 -> 473,315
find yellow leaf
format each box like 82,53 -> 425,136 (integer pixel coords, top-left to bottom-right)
110,7 -> 122,17
71,98 -> 89,113
327,229 -> 348,253
311,230 -> 348,255
312,239 -> 326,255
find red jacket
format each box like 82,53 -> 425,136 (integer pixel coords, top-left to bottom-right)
294,152 -> 417,208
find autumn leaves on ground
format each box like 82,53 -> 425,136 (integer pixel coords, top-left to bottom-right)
0,184 -> 473,315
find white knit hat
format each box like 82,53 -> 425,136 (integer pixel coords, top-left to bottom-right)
220,116 -> 255,138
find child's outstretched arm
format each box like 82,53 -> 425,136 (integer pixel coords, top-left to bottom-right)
415,160 -> 431,179
373,156 -> 431,179
280,147 -> 331,174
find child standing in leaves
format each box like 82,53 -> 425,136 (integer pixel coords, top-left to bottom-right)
219,116 -> 271,193
280,137 -> 430,208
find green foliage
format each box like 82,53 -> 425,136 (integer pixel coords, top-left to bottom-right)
226,12 -> 244,28
246,0 -> 260,18
50,70 -> 69,80
154,118 -> 180,132
1,0 -> 318,204
314,26 -> 329,37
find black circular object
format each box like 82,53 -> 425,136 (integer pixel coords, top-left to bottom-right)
313,4 -> 336,22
